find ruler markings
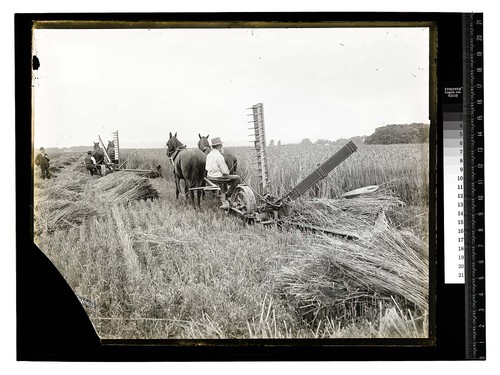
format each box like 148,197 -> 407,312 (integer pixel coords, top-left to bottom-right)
463,12 -> 485,360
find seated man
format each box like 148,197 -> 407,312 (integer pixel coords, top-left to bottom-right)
205,137 -> 240,209
84,150 -> 98,176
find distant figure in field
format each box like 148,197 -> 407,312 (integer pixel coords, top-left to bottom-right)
205,137 -> 241,210
35,147 -> 51,179
84,151 -> 98,176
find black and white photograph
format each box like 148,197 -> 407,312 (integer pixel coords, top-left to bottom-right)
31,21 -> 432,341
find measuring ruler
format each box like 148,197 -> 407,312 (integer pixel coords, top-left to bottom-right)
463,13 -> 485,360
442,13 -> 485,360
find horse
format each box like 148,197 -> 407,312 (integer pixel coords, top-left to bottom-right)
106,140 -> 117,164
92,142 -> 104,164
166,132 -> 206,208
197,134 -> 238,174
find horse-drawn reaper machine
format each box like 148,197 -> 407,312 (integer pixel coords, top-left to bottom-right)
94,131 -> 160,178
195,103 -> 359,232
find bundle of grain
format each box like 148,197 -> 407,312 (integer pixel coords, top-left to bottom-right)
35,199 -> 98,233
60,156 -> 79,166
68,162 -> 89,174
41,154 -> 81,176
274,213 -> 428,323
38,172 -> 91,200
54,154 -> 89,174
282,191 -> 404,238
94,172 -> 159,203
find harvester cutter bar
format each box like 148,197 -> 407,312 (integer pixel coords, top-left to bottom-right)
283,141 -> 357,201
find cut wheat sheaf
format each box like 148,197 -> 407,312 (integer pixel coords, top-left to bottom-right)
34,164 -> 159,234
275,191 -> 428,321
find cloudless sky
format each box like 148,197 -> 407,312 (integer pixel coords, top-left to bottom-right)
33,26 -> 429,149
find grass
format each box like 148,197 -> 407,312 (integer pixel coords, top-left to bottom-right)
33,143 -> 430,339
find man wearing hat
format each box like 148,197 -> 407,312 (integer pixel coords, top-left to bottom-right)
35,147 -> 51,179
206,137 -> 241,209
84,150 -> 98,176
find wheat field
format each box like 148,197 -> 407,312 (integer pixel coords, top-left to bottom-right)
33,142 -> 430,339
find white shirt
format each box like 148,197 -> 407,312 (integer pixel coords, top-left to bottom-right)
205,148 -> 229,178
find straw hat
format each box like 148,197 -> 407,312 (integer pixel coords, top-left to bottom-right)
211,137 -> 223,146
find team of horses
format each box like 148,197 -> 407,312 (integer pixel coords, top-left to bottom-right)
166,132 -> 238,209
92,141 -> 117,165
91,133 -> 238,209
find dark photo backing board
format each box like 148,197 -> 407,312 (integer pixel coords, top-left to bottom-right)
16,12 -> 484,361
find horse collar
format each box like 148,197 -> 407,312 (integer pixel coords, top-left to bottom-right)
170,145 -> 186,162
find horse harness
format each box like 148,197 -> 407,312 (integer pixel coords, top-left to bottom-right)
169,145 -> 186,165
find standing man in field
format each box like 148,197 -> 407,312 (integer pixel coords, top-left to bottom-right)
35,147 -> 51,179
206,137 -> 240,209
84,150 -> 99,176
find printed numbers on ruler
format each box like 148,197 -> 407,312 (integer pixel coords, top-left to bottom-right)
457,121 -> 465,281
443,101 -> 465,284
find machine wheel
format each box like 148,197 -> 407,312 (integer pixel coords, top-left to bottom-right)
230,185 -> 257,216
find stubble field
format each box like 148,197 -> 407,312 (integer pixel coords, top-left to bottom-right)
33,143 -> 430,339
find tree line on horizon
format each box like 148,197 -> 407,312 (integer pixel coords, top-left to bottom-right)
39,123 -> 430,152
287,122 -> 430,147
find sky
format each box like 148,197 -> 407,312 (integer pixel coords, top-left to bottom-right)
33,26 -> 430,149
